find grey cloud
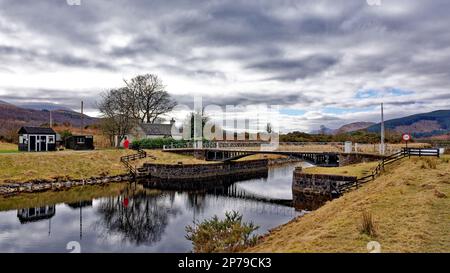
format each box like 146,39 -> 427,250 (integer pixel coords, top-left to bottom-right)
247,55 -> 340,81
0,88 -> 99,111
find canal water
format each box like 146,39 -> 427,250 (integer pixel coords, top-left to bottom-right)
0,162 -> 310,253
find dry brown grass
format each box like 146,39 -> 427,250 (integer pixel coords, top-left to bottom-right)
0,149 -> 135,183
247,155 -> 450,253
0,141 -> 17,152
304,161 -> 379,179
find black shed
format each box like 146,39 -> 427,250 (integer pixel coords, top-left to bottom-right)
18,127 -> 57,152
65,135 -> 94,150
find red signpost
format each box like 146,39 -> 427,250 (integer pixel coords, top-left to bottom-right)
402,133 -> 411,149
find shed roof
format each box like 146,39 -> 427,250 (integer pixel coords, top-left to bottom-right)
18,127 -> 57,135
139,123 -> 172,136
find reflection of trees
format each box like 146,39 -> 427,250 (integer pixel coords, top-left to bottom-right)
95,191 -> 180,246
185,193 -> 207,215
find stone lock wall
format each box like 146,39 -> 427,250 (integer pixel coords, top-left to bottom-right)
292,167 -> 357,195
142,159 -> 269,180
292,167 -> 358,210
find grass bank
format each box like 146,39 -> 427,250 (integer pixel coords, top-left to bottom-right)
248,156 -> 450,253
0,142 -> 17,153
304,161 -> 379,178
0,149 -> 286,184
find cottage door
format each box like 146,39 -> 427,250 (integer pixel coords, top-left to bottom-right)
30,136 -> 36,152
40,136 -> 47,151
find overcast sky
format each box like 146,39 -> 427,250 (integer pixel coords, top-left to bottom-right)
0,0 -> 449,132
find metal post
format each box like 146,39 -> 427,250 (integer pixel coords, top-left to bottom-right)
380,103 -> 385,155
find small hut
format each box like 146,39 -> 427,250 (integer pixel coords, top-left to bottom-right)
65,135 -> 94,150
18,127 -> 57,152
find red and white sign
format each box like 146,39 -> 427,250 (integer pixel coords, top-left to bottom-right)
402,134 -> 411,142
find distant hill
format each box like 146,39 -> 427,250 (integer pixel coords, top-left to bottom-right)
17,102 -> 73,112
367,110 -> 450,138
336,122 -> 375,134
0,101 -> 99,139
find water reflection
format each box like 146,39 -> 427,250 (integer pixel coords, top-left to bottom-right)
17,206 -> 55,224
1,163 -> 309,252
94,192 -> 181,246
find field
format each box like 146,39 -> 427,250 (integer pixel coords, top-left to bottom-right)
247,156 -> 450,253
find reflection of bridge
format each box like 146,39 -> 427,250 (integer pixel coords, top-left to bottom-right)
164,148 -> 340,166
208,182 -> 293,207
206,195 -> 302,218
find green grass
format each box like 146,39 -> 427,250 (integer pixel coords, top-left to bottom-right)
0,142 -> 18,153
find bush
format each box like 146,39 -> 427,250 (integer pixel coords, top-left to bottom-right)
131,138 -> 215,149
185,211 -> 259,253
131,138 -> 189,149
359,210 -> 377,237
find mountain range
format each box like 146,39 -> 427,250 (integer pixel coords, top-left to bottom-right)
0,100 -> 98,137
313,110 -> 450,139
366,110 -> 450,138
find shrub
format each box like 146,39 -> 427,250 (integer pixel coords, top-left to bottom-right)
131,138 -> 190,149
359,210 -> 377,237
185,211 -> 259,253
131,138 -> 215,149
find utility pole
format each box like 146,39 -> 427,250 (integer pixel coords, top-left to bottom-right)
49,110 -> 53,128
380,102 -> 385,155
80,101 -> 84,135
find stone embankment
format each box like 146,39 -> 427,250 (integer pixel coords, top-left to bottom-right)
0,174 -> 133,196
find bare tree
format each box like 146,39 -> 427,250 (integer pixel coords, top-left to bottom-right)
98,88 -> 139,147
124,74 -> 177,123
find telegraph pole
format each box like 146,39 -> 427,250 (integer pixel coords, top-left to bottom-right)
80,101 -> 84,135
49,110 -> 53,128
380,103 -> 385,155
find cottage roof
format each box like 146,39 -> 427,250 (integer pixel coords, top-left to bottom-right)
139,123 -> 172,136
18,127 -> 57,135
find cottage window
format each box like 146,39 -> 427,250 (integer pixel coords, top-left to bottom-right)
19,136 -> 24,143
77,138 -> 85,144
48,136 -> 55,144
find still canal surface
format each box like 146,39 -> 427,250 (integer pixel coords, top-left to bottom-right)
0,163 -> 310,253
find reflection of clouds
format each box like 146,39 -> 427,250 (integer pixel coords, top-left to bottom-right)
235,162 -> 308,199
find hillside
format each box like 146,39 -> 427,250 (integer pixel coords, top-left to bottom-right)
248,156 -> 450,253
0,101 -> 99,139
336,122 -> 375,134
367,110 -> 450,138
